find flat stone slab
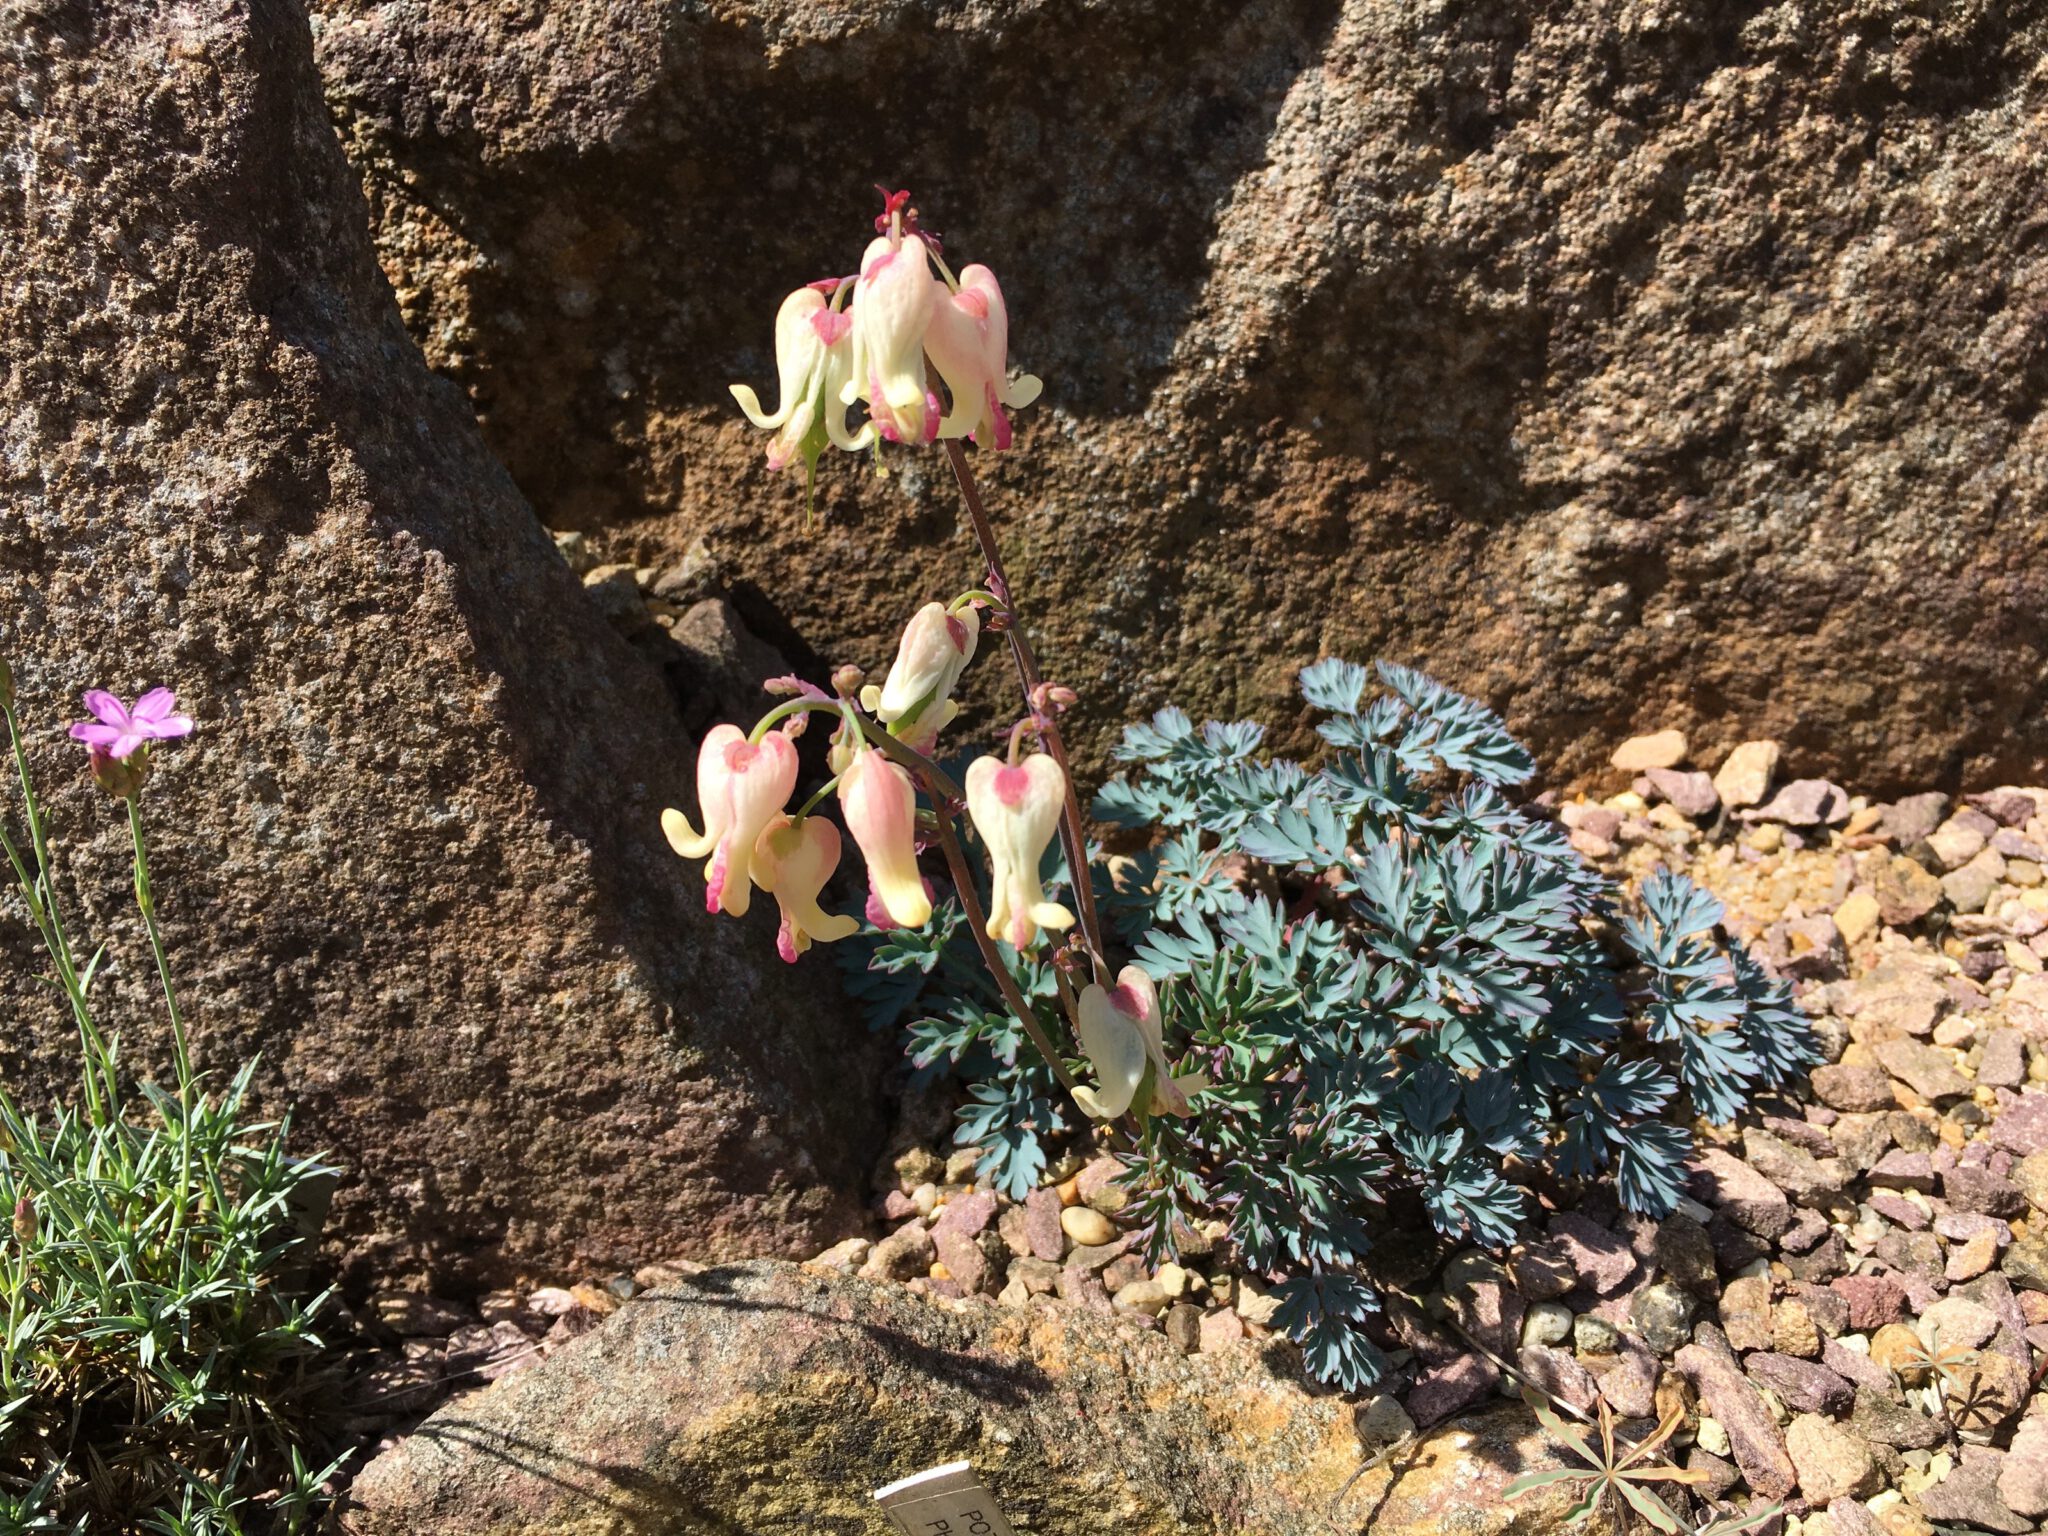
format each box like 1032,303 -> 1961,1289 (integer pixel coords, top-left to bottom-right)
347,1262 -> 1577,1536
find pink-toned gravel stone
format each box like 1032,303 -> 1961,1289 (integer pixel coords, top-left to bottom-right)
931,1188 -> 997,1241
1675,1328 -> 1796,1500
1830,1275 -> 1909,1330
1022,1187 -> 1067,1263
1403,1352 -> 1497,1427
1687,1148 -> 1792,1237
1198,1308 -> 1246,1352
1541,1212 -> 1638,1295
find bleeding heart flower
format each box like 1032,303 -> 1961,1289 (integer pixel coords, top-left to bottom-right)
753,814 -> 859,962
861,601 -> 979,752
845,234 -> 940,445
925,264 -> 1042,450
662,725 -> 798,918
1069,964 -> 1206,1121
964,752 -> 1073,951
838,747 -> 931,928
730,286 -> 871,493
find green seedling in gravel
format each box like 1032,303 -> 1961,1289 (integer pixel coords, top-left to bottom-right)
1507,1388 -> 1708,1535
1885,1324 -> 1980,1436
0,677 -> 344,1532
1689,1503 -> 1785,1536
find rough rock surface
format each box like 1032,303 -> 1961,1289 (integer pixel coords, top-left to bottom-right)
0,0 -> 880,1286
347,1261 -> 1578,1535
310,0 -> 2048,790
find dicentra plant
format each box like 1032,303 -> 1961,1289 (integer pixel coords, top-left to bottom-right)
683,189 -> 1816,1389
0,676 -> 340,1533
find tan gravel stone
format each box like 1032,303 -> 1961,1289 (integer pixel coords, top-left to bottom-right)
1787,1413 -> 1881,1503
1611,730 -> 1688,772
1835,889 -> 1883,946
1059,1205 -> 1117,1248
1715,741 -> 1782,810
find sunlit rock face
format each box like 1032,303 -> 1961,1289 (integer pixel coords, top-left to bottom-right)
311,0 -> 2048,793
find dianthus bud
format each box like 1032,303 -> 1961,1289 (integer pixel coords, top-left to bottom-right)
861,601 -> 978,751
89,744 -> 148,800
964,752 -> 1073,951
838,747 -> 931,928
662,724 -> 799,918
11,1192 -> 33,1249
753,814 -> 860,963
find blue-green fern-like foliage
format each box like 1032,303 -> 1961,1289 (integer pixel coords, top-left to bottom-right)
842,661 -> 1816,1390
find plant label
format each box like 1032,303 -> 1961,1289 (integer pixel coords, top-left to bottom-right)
873,1460 -> 1016,1536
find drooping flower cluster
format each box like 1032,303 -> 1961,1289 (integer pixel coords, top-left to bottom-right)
678,190 -> 1202,1134
729,190 -> 1042,510
661,594 -> 1019,959
660,583 -> 1202,1125
661,580 -> 1216,1129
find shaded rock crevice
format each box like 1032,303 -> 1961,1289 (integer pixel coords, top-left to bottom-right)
0,0 -> 883,1286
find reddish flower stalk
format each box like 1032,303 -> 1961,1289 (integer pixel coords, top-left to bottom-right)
942,439 -> 1110,979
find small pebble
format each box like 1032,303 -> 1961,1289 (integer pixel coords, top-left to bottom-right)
1059,1206 -> 1117,1248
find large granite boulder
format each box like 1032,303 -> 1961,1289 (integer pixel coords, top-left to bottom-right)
0,0 -> 881,1287
348,1261 -> 1582,1535
309,0 -> 2048,792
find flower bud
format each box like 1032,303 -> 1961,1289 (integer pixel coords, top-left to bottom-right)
827,721 -> 861,777
89,744 -> 148,800
831,664 -> 867,698
964,753 -> 1074,951
11,1192 -> 33,1250
838,747 -> 931,928
1032,683 -> 1078,713
866,602 -> 978,751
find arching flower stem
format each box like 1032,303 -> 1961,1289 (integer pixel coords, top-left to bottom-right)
794,775 -> 843,820
1004,716 -> 1037,765
748,695 -> 834,744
